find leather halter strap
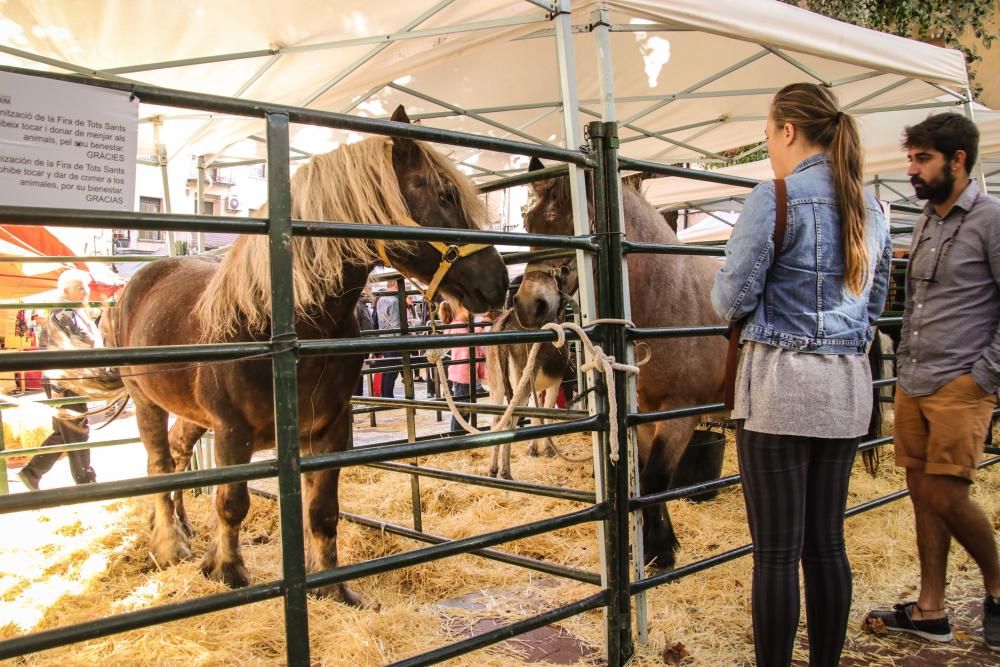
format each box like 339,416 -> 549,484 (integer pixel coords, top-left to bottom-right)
374,139 -> 492,305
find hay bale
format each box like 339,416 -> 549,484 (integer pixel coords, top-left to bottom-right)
2,418 -> 998,665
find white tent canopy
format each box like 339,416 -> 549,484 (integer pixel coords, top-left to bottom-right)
643,102 -> 1000,222
643,102 -> 1000,214
0,0 -> 972,192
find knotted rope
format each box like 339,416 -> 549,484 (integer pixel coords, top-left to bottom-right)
430,318 -> 647,463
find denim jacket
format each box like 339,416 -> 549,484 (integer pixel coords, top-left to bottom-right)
711,154 -> 892,354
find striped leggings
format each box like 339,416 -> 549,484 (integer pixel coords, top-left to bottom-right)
736,422 -> 859,667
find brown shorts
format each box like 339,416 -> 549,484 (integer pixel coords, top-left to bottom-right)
894,373 -> 997,482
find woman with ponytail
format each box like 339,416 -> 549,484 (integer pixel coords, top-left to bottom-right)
712,83 -> 892,666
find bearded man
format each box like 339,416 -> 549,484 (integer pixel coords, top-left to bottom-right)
866,113 -> 1000,651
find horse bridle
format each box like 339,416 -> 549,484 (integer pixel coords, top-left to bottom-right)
375,217 -> 493,309
374,139 -> 493,310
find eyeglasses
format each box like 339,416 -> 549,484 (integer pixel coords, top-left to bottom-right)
910,193 -> 980,284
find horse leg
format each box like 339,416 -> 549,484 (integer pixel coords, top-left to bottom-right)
200,424 -> 253,588
303,409 -> 364,606
134,392 -> 192,567
527,387 -> 542,457
540,384 -> 559,456
487,378 -> 505,478
639,417 -> 697,570
169,419 -> 208,537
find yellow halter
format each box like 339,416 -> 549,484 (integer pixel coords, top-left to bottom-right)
375,140 -> 493,307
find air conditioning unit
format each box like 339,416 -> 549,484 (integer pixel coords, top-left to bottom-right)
226,195 -> 241,210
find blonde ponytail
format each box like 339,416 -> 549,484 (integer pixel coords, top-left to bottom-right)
771,84 -> 869,295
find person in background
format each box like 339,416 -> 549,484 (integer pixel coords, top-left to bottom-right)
376,292 -> 402,399
31,313 -> 49,349
865,113 -> 1000,651
711,83 -> 891,666
440,300 -> 486,433
18,269 -> 100,490
354,291 -> 375,396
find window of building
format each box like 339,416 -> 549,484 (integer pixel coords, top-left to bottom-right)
137,197 -> 165,241
248,163 -> 267,179
139,196 -> 162,213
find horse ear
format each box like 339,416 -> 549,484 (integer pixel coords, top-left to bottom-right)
390,136 -> 421,170
528,157 -> 545,172
390,105 -> 411,124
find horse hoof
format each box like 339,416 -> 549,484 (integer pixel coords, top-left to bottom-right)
316,583 -> 369,609
488,468 -> 499,478
200,556 -> 250,589
501,472 -> 513,480
178,516 -> 195,538
149,523 -> 192,568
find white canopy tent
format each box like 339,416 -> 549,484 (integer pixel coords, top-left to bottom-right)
0,0 -> 971,185
643,102 -> 1000,233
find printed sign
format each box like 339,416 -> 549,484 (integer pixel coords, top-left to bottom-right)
0,71 -> 138,210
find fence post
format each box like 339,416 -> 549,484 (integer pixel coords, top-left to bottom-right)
589,120 -> 634,664
265,111 -> 310,665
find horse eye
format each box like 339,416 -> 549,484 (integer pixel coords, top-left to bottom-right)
440,188 -> 457,205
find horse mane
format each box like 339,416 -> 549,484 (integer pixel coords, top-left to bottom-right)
195,136 -> 486,340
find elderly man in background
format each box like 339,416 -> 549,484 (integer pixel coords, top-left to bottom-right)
17,269 -> 100,490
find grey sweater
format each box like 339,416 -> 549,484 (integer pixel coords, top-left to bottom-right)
733,341 -> 873,438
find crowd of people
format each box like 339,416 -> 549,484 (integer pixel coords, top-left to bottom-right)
354,289 -> 489,433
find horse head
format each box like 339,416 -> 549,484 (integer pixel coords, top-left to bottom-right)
378,106 -> 508,314
514,157 -> 582,328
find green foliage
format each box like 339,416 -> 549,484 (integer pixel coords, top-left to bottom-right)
785,0 -> 996,95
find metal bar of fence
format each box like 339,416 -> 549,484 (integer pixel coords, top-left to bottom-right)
0,64 -> 595,166
629,325 -> 727,340
632,455 -> 1000,595
298,327 -> 586,357
591,119 -> 634,663
301,416 -> 603,473
264,111 -> 311,666
623,241 -> 724,257
0,204 -> 596,255
618,156 -> 759,188
372,246 -> 577,288
0,206 -> 269,234
290,219 -> 598,250
369,461 -> 596,503
627,402 -> 724,427
337,509 -> 601,584
0,418 -> 600,515
478,163 -> 571,193
0,342 -> 271,372
0,436 -> 139,460
387,591 -> 609,667
0,580 -> 284,659
351,395 -> 583,420
306,505 -> 605,590
631,434 -> 896,511
0,255 -> 157,263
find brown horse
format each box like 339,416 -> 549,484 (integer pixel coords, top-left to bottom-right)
98,108 -> 508,604
515,158 -> 727,569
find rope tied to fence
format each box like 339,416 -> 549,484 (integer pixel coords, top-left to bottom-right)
429,318 -> 646,464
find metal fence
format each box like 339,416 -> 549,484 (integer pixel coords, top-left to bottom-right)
0,63 -> 995,667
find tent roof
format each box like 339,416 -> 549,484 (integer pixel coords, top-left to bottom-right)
0,1 -> 972,186
643,102 -> 1000,211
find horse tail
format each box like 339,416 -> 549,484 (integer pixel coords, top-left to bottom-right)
862,329 -> 884,476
